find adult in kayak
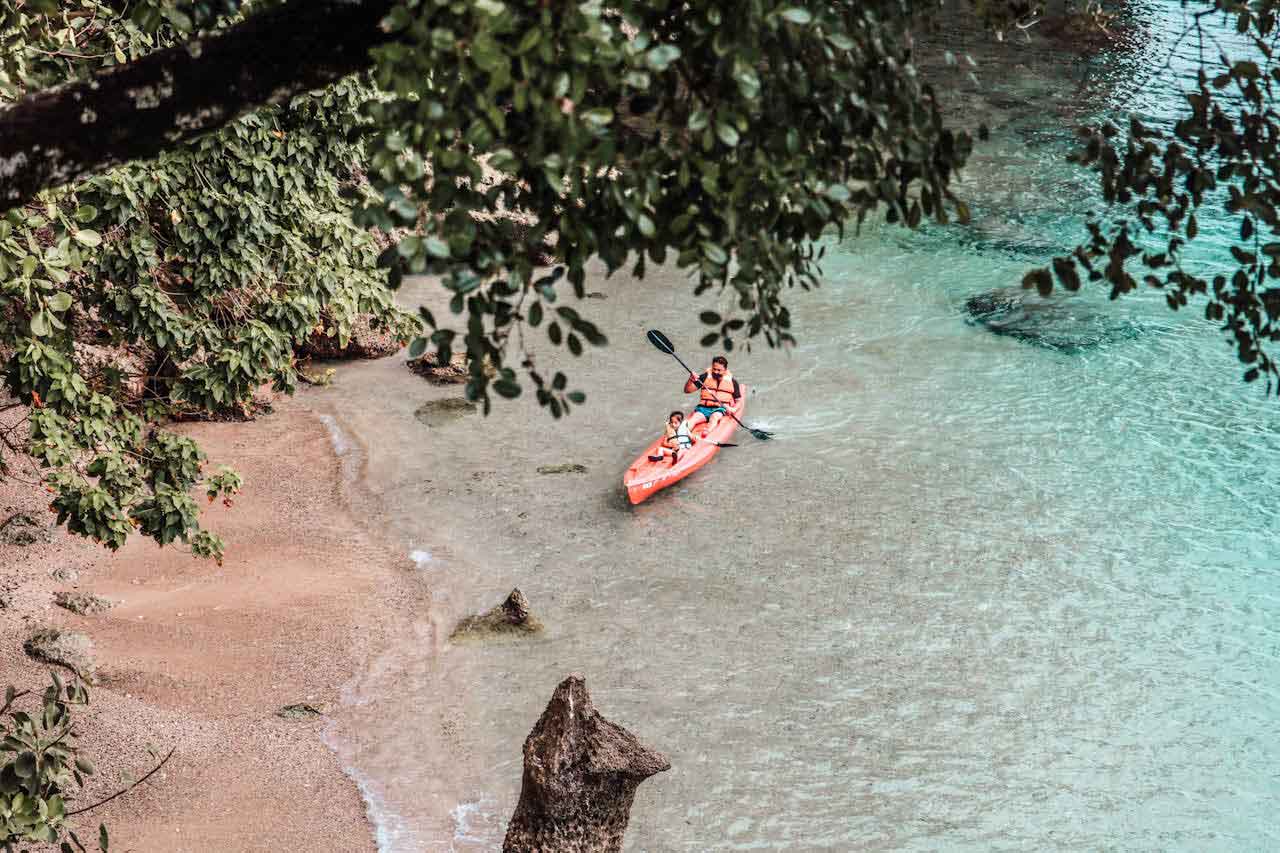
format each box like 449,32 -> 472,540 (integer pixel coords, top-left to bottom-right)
683,355 -> 741,431
648,410 -> 697,465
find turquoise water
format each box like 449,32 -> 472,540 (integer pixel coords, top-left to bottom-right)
320,3 -> 1280,849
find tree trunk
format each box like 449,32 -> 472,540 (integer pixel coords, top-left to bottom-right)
0,0 -> 395,210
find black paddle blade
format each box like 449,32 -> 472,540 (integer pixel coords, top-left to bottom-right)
646,329 -> 676,355
748,428 -> 773,441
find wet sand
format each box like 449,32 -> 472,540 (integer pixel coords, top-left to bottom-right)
0,392 -> 424,851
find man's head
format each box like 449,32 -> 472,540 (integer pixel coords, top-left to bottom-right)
668,410 -> 684,426
710,356 -> 728,379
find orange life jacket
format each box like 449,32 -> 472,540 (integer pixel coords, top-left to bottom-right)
698,370 -> 736,409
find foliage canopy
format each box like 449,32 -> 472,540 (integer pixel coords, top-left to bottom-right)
1,2 -> 414,560
4,0 -> 1280,558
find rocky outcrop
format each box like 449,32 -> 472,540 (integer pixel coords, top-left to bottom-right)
407,351 -> 499,385
964,287 -> 1142,353
53,591 -> 114,616
23,628 -> 95,680
503,675 -> 669,853
302,314 -> 403,359
73,342 -> 149,403
451,588 -> 543,642
1,512 -> 51,546
408,352 -> 470,385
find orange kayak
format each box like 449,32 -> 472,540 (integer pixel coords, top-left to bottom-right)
623,387 -> 747,504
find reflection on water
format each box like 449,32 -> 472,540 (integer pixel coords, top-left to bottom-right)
321,3 -> 1280,850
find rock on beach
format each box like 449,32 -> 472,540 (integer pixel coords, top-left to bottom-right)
503,674 -> 669,853
451,588 -> 543,642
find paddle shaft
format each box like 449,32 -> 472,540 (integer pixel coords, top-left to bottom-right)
646,328 -> 771,440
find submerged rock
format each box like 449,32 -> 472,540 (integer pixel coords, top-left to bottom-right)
23,629 -> 95,679
503,674 -> 670,853
451,588 -> 543,642
53,591 -> 114,616
537,463 -> 588,475
413,397 -> 476,427
964,287 -> 1142,353
408,352 -> 469,385
1,513 -> 51,546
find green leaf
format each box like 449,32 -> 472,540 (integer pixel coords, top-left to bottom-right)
48,292 -> 73,312
779,7 -> 812,25
162,7 -> 193,31
732,62 -> 761,99
567,391 -> 586,404
515,28 -> 541,54
425,237 -> 450,259
408,337 -> 427,358
1022,268 -> 1053,297
73,205 -> 98,223
715,122 -> 740,148
72,229 -> 102,247
645,44 -> 681,72
701,242 -> 729,265
488,148 -> 518,172
581,108 -> 614,127
30,311 -> 49,337
397,234 -> 422,258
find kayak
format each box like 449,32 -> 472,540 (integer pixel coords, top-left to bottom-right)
623,386 -> 747,505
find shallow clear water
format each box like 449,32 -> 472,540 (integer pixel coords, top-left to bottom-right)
320,3 -> 1280,850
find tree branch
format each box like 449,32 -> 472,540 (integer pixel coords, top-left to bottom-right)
67,746 -> 176,816
0,0 -> 396,210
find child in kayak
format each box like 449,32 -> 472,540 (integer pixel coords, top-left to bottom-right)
648,410 -> 696,464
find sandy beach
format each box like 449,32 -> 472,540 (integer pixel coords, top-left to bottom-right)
0,390 -> 421,852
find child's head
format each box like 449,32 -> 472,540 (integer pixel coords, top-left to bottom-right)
668,410 -> 684,426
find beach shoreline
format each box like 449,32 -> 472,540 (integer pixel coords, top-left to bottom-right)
0,388 -> 427,852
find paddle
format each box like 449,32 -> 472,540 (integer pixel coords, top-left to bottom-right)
646,329 -> 774,441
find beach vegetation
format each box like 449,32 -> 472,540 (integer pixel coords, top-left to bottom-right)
0,673 -> 108,852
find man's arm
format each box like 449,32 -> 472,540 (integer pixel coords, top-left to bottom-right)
684,372 -> 706,394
